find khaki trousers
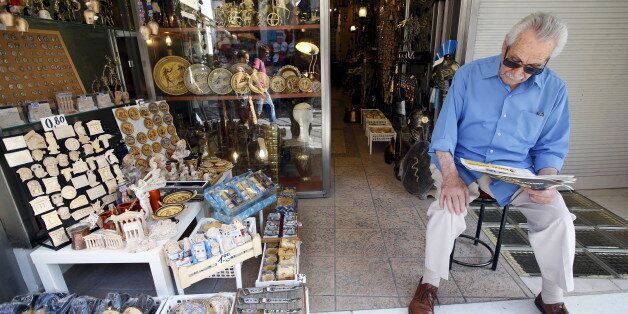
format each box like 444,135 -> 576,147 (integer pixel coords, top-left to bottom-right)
424,164 -> 576,291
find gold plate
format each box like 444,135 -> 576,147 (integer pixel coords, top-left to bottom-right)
140,107 -> 150,117
158,126 -> 168,137
153,114 -> 163,125
152,142 -> 162,153
121,122 -> 134,135
148,102 -> 159,114
278,65 -> 301,79
136,132 -> 148,144
311,80 -> 321,92
249,71 -> 269,94
163,114 -> 174,124
141,144 -> 153,157
154,204 -> 185,219
231,71 -> 250,94
162,190 -> 197,205
158,101 -> 169,112
129,146 -> 141,157
208,68 -> 233,95
153,56 -> 191,96
137,158 -> 148,168
230,62 -> 252,73
128,107 -> 141,120
167,125 -> 176,135
183,64 -> 211,95
286,76 -> 299,93
125,135 -> 136,146
171,134 -> 180,144
270,76 -> 286,93
147,129 -> 158,141
298,77 -> 312,92
114,108 -> 128,121
144,118 -> 154,129
161,137 -> 171,148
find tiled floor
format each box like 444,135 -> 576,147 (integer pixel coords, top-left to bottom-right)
61,91 -> 628,312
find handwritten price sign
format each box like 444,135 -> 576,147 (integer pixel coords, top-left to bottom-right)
40,114 -> 68,131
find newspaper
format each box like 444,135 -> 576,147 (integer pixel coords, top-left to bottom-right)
460,158 -> 576,190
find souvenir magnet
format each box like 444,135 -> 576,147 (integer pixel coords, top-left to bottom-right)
24,130 -> 46,150
52,125 -> 75,140
60,168 -> 73,181
31,164 -> 47,178
86,184 -> 106,200
99,134 -> 113,148
98,167 -> 114,182
69,151 -> 80,161
65,138 -> 80,151
72,159 -> 88,174
69,195 -> 88,209
27,180 -> 44,197
16,167 -> 33,181
49,227 -> 70,246
57,154 -> 69,167
57,207 -> 71,220
86,120 -> 104,135
42,177 -> 61,194
30,195 -> 54,215
4,150 -> 33,167
82,143 -> 94,155
104,178 -> 117,194
61,185 -> 77,199
2,135 -> 27,151
86,170 -> 98,187
44,132 -> 60,154
71,175 -> 89,189
50,193 -> 64,206
31,149 -> 45,161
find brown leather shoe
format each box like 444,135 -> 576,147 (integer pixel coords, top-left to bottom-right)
535,294 -> 569,314
408,277 -> 439,314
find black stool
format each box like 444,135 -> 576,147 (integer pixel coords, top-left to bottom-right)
449,190 -> 509,271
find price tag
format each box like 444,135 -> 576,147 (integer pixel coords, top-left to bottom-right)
40,114 -> 68,131
29,102 -> 41,109
135,99 -> 145,105
218,252 -> 233,264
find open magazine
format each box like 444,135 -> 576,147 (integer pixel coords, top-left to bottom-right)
460,158 -> 576,190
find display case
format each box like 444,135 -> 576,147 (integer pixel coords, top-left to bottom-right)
137,0 -> 330,197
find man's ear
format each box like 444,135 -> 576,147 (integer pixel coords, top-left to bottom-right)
501,39 -> 508,55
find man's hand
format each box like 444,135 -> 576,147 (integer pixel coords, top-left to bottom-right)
436,151 -> 469,215
525,188 -> 557,204
440,174 -> 469,215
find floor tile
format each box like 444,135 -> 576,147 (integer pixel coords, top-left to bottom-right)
398,295 -> 466,307
335,166 -> 366,177
310,295 -> 336,312
301,256 -> 335,295
334,195 -> 375,208
334,157 -> 363,167
335,229 -> 387,257
377,206 -> 424,229
390,258 -> 462,297
335,257 -> 397,296
335,206 -> 379,229
382,228 -> 426,258
611,279 -> 628,290
336,296 -> 401,311
300,228 -> 335,257
299,206 -> 334,227
451,258 -> 527,298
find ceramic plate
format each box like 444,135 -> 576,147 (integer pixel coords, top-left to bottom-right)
154,204 -> 185,219
153,56 -> 191,96
207,68 -> 233,95
162,190 -> 197,205
183,64 -> 212,95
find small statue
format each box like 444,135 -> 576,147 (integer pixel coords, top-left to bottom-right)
171,139 -> 191,163
274,0 -> 290,25
128,168 -> 167,219
166,164 -> 179,181
121,154 -> 141,186
258,0 -> 269,26
149,153 -> 168,178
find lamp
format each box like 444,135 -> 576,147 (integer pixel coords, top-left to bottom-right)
296,41 -> 320,78
256,138 -> 268,163
358,6 -> 367,17
165,35 -> 172,47
350,25 -> 357,32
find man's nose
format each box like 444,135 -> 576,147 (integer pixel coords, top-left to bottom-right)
513,66 -> 525,77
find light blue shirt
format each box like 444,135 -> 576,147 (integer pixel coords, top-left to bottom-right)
429,55 -> 570,206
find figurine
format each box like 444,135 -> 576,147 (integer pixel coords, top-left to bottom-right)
149,153 -> 167,177
171,139 -> 191,163
240,0 -> 256,26
121,154 -> 141,186
258,0 -> 269,26
274,0 -> 290,25
128,168 -> 167,219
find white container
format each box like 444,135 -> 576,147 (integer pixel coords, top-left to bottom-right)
156,292 -> 236,314
255,242 -> 304,287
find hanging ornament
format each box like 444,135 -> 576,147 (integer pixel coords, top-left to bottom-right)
0,10 -> 15,27
84,9 -> 96,24
147,20 -> 159,35
15,16 -> 28,32
139,25 -> 151,41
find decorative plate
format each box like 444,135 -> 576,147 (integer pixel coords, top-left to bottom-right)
167,125 -> 176,135
147,129 -> 158,141
128,107 -> 141,120
207,68 -> 233,95
183,64 -> 212,95
137,158 -> 148,168
270,76 -> 286,93
158,101 -> 169,112
163,114 -> 174,125
153,56 -> 191,96
161,137 -> 171,149
141,144 -> 153,157
157,126 -> 168,137
136,132 -> 148,144
153,114 -> 163,125
144,118 -> 154,129
249,71 -> 269,94
162,190 -> 198,205
286,76 -> 300,93
121,122 -> 134,135
148,102 -> 159,114
125,135 -> 136,146
114,108 -> 128,121
230,62 -> 252,73
154,204 -> 185,219
231,71 -> 250,94
298,77 -> 313,92
140,107 -> 151,117
278,65 -> 301,79
129,146 -> 141,157
152,142 -> 162,153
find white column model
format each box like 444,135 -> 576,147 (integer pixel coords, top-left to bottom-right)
293,103 -> 313,142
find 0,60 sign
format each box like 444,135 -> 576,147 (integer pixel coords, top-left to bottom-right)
40,114 -> 68,131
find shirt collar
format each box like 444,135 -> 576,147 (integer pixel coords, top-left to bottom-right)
480,54 -> 546,88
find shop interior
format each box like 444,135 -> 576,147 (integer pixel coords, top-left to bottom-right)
0,0 -> 627,313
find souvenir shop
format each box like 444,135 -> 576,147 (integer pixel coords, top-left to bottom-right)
0,0 -> 330,312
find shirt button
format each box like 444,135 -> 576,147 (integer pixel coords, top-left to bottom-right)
489,149 -> 494,153
503,114 -> 507,118
497,132 -> 502,136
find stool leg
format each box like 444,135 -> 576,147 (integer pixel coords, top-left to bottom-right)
492,205 -> 509,270
474,203 -> 485,245
449,240 -> 456,270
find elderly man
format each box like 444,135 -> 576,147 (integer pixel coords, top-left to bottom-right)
409,12 -> 573,314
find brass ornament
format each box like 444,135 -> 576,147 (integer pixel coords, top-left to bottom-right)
207,68 -> 233,95
152,56 -> 191,95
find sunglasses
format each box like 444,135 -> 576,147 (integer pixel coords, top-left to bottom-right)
502,46 -> 549,76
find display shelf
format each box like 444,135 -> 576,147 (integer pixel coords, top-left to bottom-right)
160,24 -> 320,35
22,16 -> 132,32
164,92 -> 320,102
0,102 -> 134,137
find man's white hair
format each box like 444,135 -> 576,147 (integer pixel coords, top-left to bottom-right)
506,12 -> 568,58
